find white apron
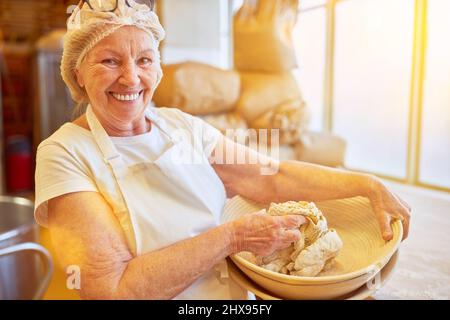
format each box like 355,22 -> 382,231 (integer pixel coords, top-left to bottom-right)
85,105 -> 247,300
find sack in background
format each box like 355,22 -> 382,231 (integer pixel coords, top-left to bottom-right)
234,0 -> 299,73
294,132 -> 347,168
236,71 -> 303,123
250,99 -> 310,145
153,61 -> 241,115
200,111 -> 248,134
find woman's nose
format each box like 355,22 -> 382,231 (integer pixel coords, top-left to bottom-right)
118,62 -> 140,87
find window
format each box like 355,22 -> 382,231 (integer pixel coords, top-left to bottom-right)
291,0 -> 448,191
293,6 -> 327,132
332,0 -> 415,178
419,0 -> 450,189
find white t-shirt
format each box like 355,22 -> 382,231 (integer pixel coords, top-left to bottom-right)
34,107 -> 222,228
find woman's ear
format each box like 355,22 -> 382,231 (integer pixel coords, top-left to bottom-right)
75,68 -> 84,88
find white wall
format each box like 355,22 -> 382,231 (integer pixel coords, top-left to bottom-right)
161,0 -> 232,68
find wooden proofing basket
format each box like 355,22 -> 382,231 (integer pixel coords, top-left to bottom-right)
222,196 -> 403,300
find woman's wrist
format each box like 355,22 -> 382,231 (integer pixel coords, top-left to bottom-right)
221,220 -> 243,256
360,173 -> 382,199
218,221 -> 238,256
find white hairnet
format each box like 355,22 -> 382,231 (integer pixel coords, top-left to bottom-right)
61,0 -> 166,104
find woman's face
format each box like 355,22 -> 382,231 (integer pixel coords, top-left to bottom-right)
76,26 -> 159,132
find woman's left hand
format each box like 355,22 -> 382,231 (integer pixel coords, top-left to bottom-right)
366,176 -> 411,241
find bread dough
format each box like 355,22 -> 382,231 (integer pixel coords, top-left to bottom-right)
257,201 -> 343,277
291,229 -> 343,277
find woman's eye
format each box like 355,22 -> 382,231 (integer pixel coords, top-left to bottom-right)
102,59 -> 118,66
139,57 -> 153,66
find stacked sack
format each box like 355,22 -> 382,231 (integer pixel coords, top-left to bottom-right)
153,61 -> 248,134
153,0 -> 310,149
233,0 -> 310,146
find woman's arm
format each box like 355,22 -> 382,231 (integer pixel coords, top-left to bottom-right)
48,191 -> 303,299
267,160 -> 374,202
211,136 -> 373,203
268,161 -> 410,241
212,137 -> 411,241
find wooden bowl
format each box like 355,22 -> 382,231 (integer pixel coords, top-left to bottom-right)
227,250 -> 400,300
222,196 -> 403,300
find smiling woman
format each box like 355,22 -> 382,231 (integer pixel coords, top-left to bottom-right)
35,0 -> 262,300
73,26 -> 158,136
33,0 -> 410,301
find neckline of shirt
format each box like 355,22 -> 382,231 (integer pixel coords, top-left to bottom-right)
64,122 -> 159,145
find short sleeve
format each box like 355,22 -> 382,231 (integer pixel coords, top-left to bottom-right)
195,115 -> 223,157
165,108 -> 223,157
34,143 -> 98,227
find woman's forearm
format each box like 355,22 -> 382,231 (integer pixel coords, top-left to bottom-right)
114,223 -> 233,299
268,160 -> 375,203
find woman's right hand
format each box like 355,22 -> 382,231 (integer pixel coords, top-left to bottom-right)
227,209 -> 306,256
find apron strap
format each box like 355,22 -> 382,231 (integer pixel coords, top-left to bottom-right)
86,105 -> 122,165
144,106 -> 176,144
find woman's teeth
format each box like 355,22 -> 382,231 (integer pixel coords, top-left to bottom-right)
111,92 -> 140,101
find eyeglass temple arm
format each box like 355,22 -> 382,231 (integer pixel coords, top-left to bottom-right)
126,0 -> 155,11
78,0 -> 155,12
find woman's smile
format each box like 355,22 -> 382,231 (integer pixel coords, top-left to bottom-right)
109,90 -> 144,103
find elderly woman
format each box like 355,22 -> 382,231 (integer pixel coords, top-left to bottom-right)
34,0 -> 410,300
